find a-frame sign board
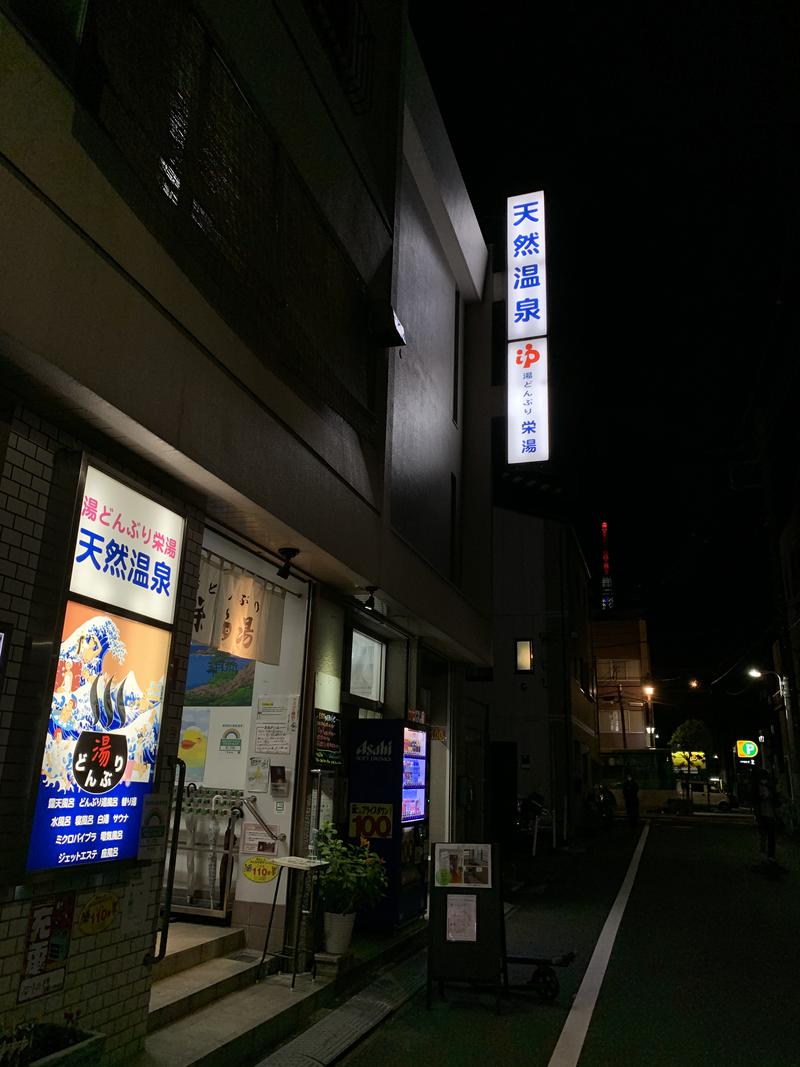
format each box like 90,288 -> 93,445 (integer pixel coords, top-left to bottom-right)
426,842 -> 507,1007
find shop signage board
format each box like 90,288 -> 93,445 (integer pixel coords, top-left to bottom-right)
506,189 -> 549,463
314,709 -> 343,767
506,337 -> 549,463
506,191 -> 548,340
737,740 -> 759,759
27,463 -> 184,873
427,842 -> 506,1006
70,465 -> 184,625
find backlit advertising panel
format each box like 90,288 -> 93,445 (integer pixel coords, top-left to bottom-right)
507,337 -> 550,463
27,463 -> 182,873
27,602 -> 171,871
506,190 -> 547,341
70,465 -> 184,625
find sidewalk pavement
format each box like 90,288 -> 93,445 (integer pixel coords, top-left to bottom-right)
159,811 -> 794,1067
256,822 -> 644,1066
261,812 -> 800,1067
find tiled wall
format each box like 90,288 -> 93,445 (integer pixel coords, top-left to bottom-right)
0,404 -> 202,1063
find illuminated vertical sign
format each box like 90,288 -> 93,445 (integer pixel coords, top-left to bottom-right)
27,465 -> 185,872
506,190 -> 549,462
507,338 -> 549,463
507,192 -> 548,339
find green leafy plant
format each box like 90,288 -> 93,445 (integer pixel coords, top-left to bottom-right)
316,822 -> 387,915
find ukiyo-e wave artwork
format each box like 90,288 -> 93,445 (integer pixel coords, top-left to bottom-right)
27,601 -> 171,871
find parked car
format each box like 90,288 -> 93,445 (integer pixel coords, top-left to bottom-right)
659,781 -> 738,814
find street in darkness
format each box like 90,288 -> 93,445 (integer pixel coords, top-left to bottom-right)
339,818 -> 799,1066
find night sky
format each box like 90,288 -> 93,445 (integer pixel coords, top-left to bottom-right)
411,3 -> 799,721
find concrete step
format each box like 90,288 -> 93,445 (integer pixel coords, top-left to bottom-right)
129,919 -> 428,1067
135,969 -> 334,1067
152,923 -> 247,982
148,950 -> 263,1032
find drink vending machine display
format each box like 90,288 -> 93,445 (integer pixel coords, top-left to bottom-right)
348,719 -> 429,927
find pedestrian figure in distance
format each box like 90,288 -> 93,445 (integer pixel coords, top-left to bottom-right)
622,772 -> 639,828
597,784 -> 615,825
752,768 -> 782,872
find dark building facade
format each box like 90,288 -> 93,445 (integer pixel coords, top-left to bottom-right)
0,2 -> 491,1058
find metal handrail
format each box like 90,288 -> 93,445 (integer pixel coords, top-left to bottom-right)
144,756 -> 186,965
243,794 -> 286,842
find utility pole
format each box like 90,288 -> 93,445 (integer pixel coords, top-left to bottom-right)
617,683 -> 628,762
780,675 -> 797,800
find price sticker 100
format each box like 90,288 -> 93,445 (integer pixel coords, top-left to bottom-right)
352,813 -> 392,839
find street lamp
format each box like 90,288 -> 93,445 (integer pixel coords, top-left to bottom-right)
643,684 -> 655,747
747,667 -> 797,799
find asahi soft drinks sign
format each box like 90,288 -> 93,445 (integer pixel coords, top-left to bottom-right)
70,465 -> 185,624
506,190 -> 550,463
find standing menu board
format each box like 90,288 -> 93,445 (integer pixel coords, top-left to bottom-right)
313,709 -> 342,767
427,842 -> 506,1006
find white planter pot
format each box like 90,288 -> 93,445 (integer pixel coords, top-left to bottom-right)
323,911 -> 356,955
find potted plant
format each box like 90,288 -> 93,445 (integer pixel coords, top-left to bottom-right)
316,822 -> 387,954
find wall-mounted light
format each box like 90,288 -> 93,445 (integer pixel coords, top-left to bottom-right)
364,586 -> 378,611
516,639 -> 534,673
276,547 -> 299,580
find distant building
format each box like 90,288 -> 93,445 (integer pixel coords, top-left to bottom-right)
463,509 -> 597,846
593,615 -> 653,752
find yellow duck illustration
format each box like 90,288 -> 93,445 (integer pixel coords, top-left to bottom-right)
179,726 -> 208,768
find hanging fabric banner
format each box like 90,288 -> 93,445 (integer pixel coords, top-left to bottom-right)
194,554 -> 222,645
213,567 -> 256,657
199,552 -> 285,665
258,586 -> 285,665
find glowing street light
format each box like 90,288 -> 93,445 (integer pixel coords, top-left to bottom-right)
747,667 -> 797,799
643,684 -> 655,747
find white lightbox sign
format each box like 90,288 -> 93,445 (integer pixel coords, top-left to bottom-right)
507,190 -> 547,340
507,338 -> 549,463
69,466 -> 185,624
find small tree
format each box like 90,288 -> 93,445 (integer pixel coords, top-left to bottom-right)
670,719 -> 713,805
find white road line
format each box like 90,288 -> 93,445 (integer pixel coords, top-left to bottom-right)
548,824 -> 650,1067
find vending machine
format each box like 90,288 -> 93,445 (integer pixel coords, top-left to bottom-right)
348,719 -> 429,927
